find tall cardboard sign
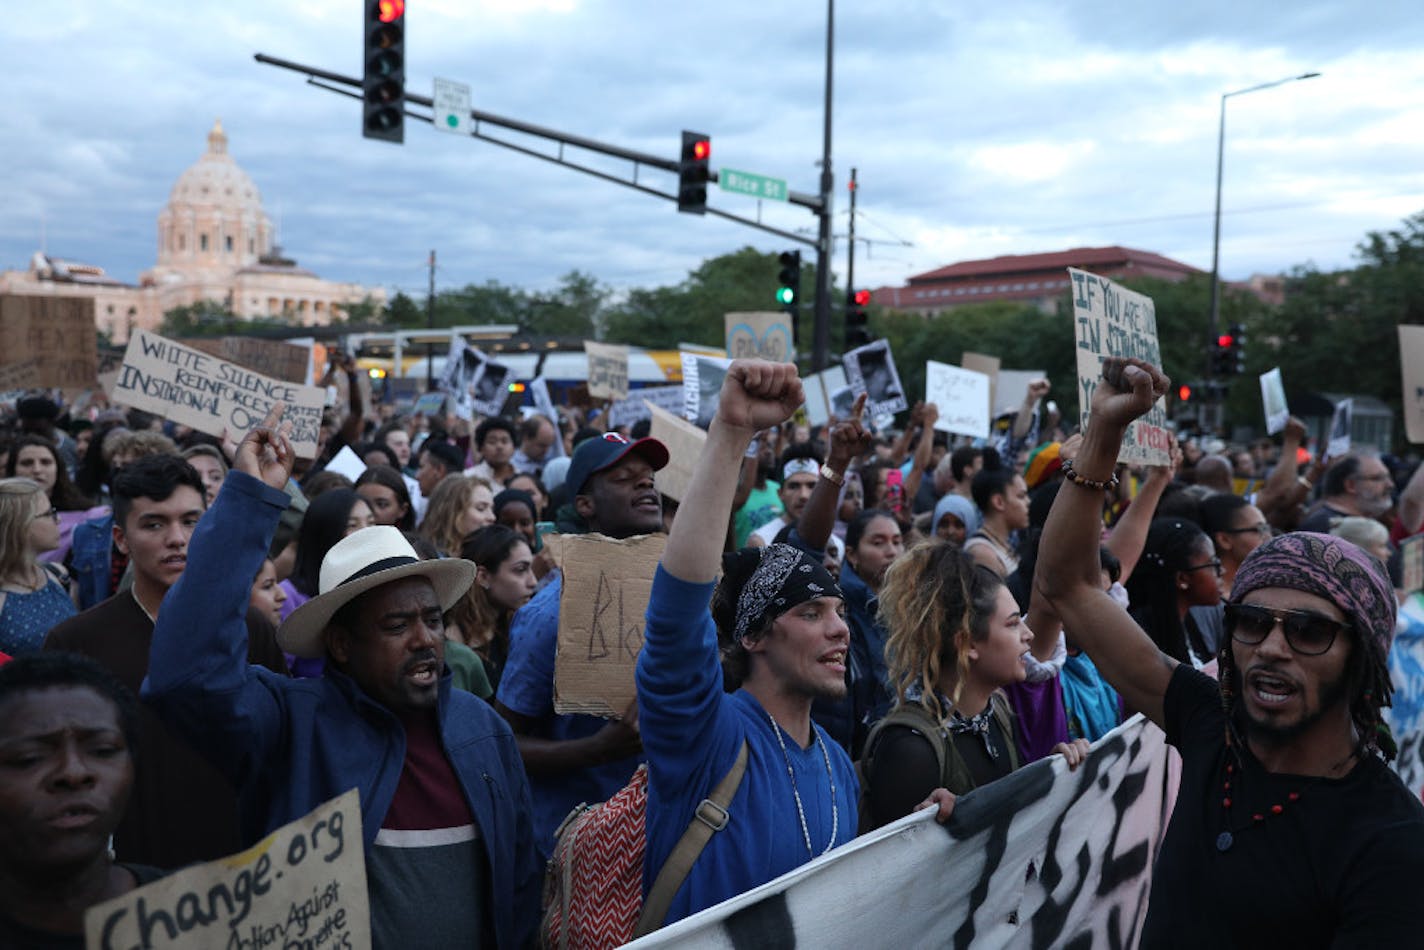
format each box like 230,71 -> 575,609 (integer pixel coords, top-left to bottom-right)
549,532 -> 668,717
585,342 -> 631,401
111,330 -> 325,458
1068,268 -> 1169,465
86,789 -> 369,950
647,402 -> 708,503
724,311 -> 793,362
0,295 -> 99,389
1400,325 -> 1424,444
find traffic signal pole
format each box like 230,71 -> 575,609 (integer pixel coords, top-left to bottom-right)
810,0 -> 835,373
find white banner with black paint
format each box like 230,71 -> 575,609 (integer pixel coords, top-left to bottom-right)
630,715 -> 1179,950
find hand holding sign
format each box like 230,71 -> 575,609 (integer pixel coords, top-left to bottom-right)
1093,358 -> 1170,430
235,402 -> 297,491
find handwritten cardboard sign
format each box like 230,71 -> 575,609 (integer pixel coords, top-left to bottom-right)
843,339 -> 908,418
548,532 -> 668,717
112,330 -> 325,458
1259,367 -> 1289,435
0,295 -> 99,390
1068,268 -> 1169,466
585,341 -> 630,401
725,311 -> 793,362
647,402 -> 708,503
0,358 -> 43,396
925,361 -> 990,439
86,789 -> 368,950
188,336 -> 314,385
1400,325 -> 1424,444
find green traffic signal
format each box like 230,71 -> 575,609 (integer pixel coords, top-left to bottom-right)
776,285 -> 796,306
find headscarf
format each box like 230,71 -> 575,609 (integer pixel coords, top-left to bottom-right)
722,543 -> 843,642
932,494 -> 981,539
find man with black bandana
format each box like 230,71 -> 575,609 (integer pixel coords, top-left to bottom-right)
635,360 -> 953,930
1038,356 -> 1424,948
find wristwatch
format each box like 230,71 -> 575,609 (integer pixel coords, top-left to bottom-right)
819,463 -> 845,487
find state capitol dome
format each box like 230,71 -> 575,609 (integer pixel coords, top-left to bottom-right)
152,118 -> 273,278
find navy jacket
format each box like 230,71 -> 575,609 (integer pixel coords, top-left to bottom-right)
143,471 -> 540,948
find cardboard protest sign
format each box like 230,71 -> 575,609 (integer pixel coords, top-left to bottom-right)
1399,325 -> 1424,444
548,532 -> 667,717
725,311 -> 793,362
1327,398 -> 1353,460
961,351 -> 1001,413
1068,268 -> 1170,466
0,358 -> 43,397
0,295 -> 98,390
585,341 -> 630,401
680,352 -> 731,429
1259,367 -> 1289,435
86,788 -> 368,950
609,384 -> 683,429
800,366 -> 848,427
111,330 -> 325,458
647,402 -> 708,503
188,336 -> 313,385
843,340 -> 908,418
925,361 -> 990,439
631,714 -> 1177,950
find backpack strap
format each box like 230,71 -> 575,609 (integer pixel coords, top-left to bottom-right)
633,740 -> 750,937
989,691 -> 1022,772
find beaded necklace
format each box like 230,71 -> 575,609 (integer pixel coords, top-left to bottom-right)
766,710 -> 838,859
1215,749 -> 1355,853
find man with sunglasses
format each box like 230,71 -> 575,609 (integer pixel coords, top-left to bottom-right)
1038,356 -> 1424,948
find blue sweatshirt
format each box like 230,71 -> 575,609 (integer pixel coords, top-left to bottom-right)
636,567 -> 858,926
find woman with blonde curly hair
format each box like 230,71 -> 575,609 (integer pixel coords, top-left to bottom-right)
419,474 -> 495,557
858,539 -> 1087,830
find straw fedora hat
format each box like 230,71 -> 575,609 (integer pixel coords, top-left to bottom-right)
277,526 -> 476,658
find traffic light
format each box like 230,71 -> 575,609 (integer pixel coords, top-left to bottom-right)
1227,322 -> 1246,375
846,288 -> 871,349
1211,333 -> 1233,377
776,250 -> 801,315
363,0 -> 406,143
677,131 -> 711,214
1178,383 -> 1193,403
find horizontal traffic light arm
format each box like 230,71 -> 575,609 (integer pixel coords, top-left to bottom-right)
257,52 -> 826,219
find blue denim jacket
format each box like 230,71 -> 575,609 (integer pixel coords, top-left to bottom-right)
68,511 -> 115,610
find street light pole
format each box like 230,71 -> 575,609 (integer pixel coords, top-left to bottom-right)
1207,71 -> 1320,386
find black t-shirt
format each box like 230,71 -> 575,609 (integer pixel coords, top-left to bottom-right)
1140,665 -> 1424,948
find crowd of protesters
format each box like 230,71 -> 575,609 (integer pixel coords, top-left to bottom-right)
1,346 -> 1422,948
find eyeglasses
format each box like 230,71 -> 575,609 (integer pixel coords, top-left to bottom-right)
32,506 -> 60,523
1224,603 -> 1349,656
1182,557 -> 1223,577
1222,523 -> 1273,538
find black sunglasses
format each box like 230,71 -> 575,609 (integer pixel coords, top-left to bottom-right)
1224,603 -> 1349,656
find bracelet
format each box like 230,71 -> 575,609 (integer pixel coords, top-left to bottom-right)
1062,459 -> 1119,491
819,463 -> 846,487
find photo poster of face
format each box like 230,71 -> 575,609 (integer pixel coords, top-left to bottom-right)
680,351 -> 732,429
438,336 -> 487,420
472,357 -> 510,417
843,339 -> 908,418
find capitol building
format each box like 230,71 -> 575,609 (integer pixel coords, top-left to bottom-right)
0,120 -> 384,342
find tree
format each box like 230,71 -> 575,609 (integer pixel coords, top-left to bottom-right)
526,271 -> 607,339
382,291 -> 424,328
158,301 -> 246,337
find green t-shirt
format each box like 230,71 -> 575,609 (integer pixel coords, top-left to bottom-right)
733,480 -> 781,549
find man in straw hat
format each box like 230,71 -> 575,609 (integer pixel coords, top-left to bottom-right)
144,405 -> 539,949
1037,356 -> 1424,947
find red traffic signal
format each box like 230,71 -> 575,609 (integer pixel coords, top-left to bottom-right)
691,138 -> 710,162
377,0 -> 405,22
1217,334 -> 1234,349
1178,384 -> 1192,402
853,289 -> 871,306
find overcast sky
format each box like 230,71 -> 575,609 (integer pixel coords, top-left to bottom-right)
4,1 -> 1422,305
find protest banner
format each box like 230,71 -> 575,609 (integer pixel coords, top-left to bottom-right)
111,330 -> 325,458
548,532 -> 667,717
608,384 -> 684,429
85,788 -> 369,950
681,352 -> 731,429
1259,367 -> 1289,435
1399,325 -> 1424,444
585,341 -> 631,401
0,295 -> 99,390
962,351 -> 1001,412
1387,600 -> 1424,801
188,336 -> 313,385
843,340 -> 907,419
630,714 -> 1177,949
925,360 -> 991,439
1068,268 -> 1169,466
1326,398 -> 1353,460
647,402 -> 708,503
724,311 -> 793,362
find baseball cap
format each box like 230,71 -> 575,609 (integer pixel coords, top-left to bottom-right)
565,432 -> 669,497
